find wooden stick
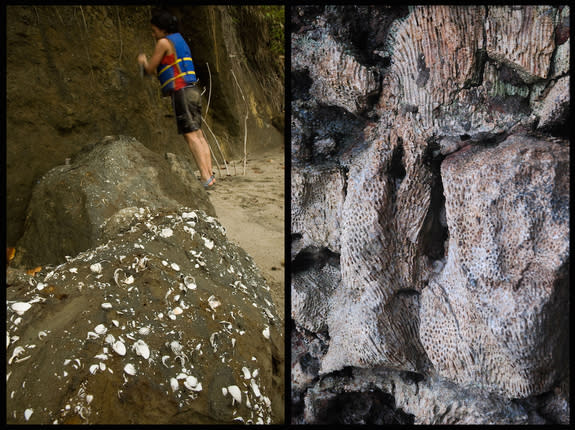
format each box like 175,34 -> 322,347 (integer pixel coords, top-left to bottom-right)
231,69 -> 248,175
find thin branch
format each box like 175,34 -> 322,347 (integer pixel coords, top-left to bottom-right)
231,68 -> 248,175
205,62 -> 212,117
202,117 -> 230,176
79,6 -> 95,87
116,6 -> 123,62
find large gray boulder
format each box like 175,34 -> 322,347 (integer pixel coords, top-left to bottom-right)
15,135 -> 215,268
6,207 -> 283,424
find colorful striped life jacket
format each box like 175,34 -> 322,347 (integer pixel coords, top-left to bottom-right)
157,33 -> 197,96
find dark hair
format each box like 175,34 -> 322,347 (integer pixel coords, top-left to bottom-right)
151,9 -> 178,33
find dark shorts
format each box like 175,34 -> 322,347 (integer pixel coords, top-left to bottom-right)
172,85 -> 202,134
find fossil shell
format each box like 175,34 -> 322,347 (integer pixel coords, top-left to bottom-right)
203,237 -> 214,250
89,364 -> 99,375
123,363 -> 136,375
8,346 -> 26,365
24,408 -> 33,421
242,367 -> 251,380
208,295 -> 221,310
132,339 -> 150,360
262,326 -> 270,339
228,385 -> 242,404
94,324 -> 107,335
170,340 -> 183,355
138,326 -> 151,336
101,302 -> 113,310
86,394 -> 94,404
160,227 -> 173,238
112,341 -> 126,356
11,302 -> 32,315
250,379 -> 261,397
170,377 -> 179,392
90,263 -> 102,273
172,307 -> 183,316
183,375 -> 199,390
183,276 -> 197,290
182,211 -> 197,220
170,263 -> 180,271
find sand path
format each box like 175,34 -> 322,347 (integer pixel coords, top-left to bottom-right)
207,147 -> 285,322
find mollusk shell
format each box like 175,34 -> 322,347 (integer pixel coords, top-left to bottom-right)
113,341 -> 126,356
94,324 -> 107,335
227,385 -> 242,404
133,339 -> 150,359
124,363 -> 136,375
11,302 -> 32,315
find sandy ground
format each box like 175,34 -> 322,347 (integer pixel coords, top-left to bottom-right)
206,147 -> 285,323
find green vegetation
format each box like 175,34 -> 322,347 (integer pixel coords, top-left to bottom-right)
261,5 -> 284,56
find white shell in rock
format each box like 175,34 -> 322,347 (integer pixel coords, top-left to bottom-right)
242,367 -> 251,380
262,326 -> 270,339
11,302 -> 32,315
208,296 -> 221,311
113,341 -> 126,356
222,387 -> 228,396
90,263 -> 103,273
6,332 -> 10,348
228,385 -> 241,404
192,382 -> 202,392
94,324 -> 107,335
172,307 -> 183,316
123,363 -> 136,375
105,334 -> 115,345
160,227 -> 173,238
101,303 -> 113,310
250,379 -> 261,397
138,326 -> 151,336
183,375 -> 199,390
170,263 -> 180,271
132,340 -> 150,360
9,346 -> 26,365
86,394 -> 94,404
183,276 -> 197,290
24,408 -> 33,421
202,237 -> 214,250
170,377 -> 179,392
89,364 -> 99,375
170,341 -> 183,355
124,275 -> 135,285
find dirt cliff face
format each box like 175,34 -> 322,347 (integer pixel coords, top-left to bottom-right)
6,5 -> 284,245
291,5 -> 569,425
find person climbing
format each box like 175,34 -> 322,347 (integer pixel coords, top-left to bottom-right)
138,9 -> 215,189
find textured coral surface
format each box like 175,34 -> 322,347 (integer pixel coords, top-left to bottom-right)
291,4 -> 569,424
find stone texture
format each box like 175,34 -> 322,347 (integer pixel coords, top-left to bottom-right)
485,6 -> 556,81
292,25 -> 380,115
534,75 -> 570,131
291,4 -> 570,425
7,207 -> 283,424
420,135 -> 569,398
291,165 -> 345,258
15,136 -> 215,267
292,256 -> 340,334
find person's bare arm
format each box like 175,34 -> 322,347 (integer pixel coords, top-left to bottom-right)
138,38 -> 171,76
